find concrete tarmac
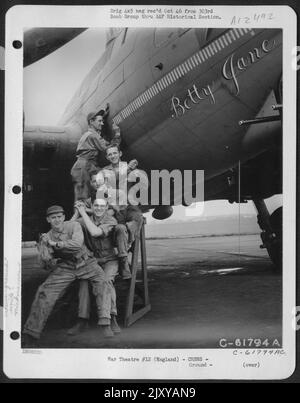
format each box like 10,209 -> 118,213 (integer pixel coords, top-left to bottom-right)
21,234 -> 282,348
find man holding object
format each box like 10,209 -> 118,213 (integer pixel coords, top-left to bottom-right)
23,205 -> 113,345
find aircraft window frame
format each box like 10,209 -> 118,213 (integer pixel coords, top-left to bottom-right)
73,42 -> 114,100
103,29 -> 136,81
77,75 -> 100,107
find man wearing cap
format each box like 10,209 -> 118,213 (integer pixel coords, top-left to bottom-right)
70,108 -> 121,202
23,205 -> 115,344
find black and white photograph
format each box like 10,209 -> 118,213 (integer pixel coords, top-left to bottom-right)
3,5 -> 297,380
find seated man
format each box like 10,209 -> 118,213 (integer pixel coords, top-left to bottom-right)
23,205 -> 114,346
101,145 -> 144,280
102,144 -> 138,191
68,197 -> 120,336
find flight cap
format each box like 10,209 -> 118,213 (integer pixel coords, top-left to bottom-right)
87,111 -> 98,123
46,205 -> 65,216
87,110 -> 105,123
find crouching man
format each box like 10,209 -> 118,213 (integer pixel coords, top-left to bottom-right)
67,197 -> 121,336
23,205 -> 113,346
102,145 -> 144,279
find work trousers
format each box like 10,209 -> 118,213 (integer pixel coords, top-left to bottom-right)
115,219 -> 143,258
70,158 -> 98,201
78,260 -> 119,320
23,259 -> 111,339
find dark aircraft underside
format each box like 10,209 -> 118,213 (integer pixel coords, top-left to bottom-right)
22,142 -> 281,242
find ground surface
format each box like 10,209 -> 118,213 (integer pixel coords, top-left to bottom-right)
21,234 -> 282,348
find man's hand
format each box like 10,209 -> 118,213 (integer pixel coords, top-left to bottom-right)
112,122 -> 121,136
97,184 -> 109,194
74,201 -> 86,216
47,239 -> 57,247
40,233 -> 50,243
128,159 -> 138,171
40,233 -> 56,247
44,258 -> 59,271
105,103 -> 110,117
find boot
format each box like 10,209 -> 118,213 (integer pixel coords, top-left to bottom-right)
99,325 -> 114,338
67,318 -> 89,336
111,316 -> 121,334
119,257 -> 132,280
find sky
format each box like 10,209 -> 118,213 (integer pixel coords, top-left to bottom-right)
23,28 -> 282,223
24,28 -> 106,126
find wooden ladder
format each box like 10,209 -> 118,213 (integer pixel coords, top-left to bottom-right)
124,217 -> 151,327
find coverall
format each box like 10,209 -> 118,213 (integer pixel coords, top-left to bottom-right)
114,206 -> 143,258
23,221 -> 111,339
71,127 -> 121,201
76,213 -> 119,320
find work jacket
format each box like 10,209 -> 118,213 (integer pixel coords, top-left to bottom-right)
76,127 -> 121,165
77,213 -> 118,265
48,221 -> 93,269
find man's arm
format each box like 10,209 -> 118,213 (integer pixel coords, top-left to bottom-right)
84,198 -> 93,215
98,216 -> 117,237
127,159 -> 138,173
110,122 -> 121,146
38,234 -> 54,263
90,132 -> 109,152
54,222 -> 84,252
78,209 -> 105,238
76,204 -> 117,238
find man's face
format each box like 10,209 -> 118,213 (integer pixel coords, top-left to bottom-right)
90,115 -> 104,132
90,175 -> 99,191
90,172 -> 105,191
106,147 -> 121,165
92,199 -> 108,218
47,213 -> 65,230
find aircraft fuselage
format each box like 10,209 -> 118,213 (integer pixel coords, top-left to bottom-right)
23,27 -> 282,239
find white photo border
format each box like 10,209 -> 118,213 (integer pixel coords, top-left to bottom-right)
4,5 -> 297,379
